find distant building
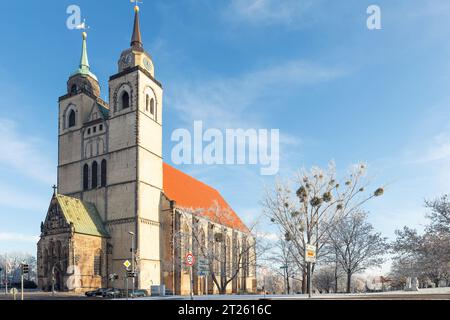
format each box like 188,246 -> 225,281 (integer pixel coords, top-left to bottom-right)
37,6 -> 256,295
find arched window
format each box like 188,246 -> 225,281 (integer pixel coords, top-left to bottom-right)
92,161 -> 98,188
101,159 -> 107,187
83,164 -> 89,190
68,110 -> 76,128
121,92 -> 130,109
145,95 -> 149,112
150,98 -> 155,116
71,84 -> 78,94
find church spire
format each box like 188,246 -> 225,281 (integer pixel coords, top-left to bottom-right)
131,5 -> 143,50
80,32 -> 90,70
72,32 -> 98,81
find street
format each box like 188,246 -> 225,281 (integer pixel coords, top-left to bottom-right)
0,288 -> 449,300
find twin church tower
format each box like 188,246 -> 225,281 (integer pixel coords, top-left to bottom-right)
37,6 -> 255,294
38,6 -> 164,291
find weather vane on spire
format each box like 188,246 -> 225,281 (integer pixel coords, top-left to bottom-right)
131,0 -> 143,8
75,18 -> 90,33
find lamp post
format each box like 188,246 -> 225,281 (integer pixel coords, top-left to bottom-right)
129,231 -> 135,296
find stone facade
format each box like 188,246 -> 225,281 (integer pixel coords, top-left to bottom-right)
37,7 -> 256,295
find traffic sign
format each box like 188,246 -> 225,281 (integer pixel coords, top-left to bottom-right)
10,288 -> 18,295
127,271 -> 137,278
305,244 -> 316,263
185,253 -> 195,267
197,270 -> 209,276
123,260 -> 131,269
198,257 -> 209,272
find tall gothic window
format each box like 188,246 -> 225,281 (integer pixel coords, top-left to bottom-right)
226,236 -> 231,277
83,164 -> 89,190
92,161 -> 98,188
68,110 -> 76,128
150,98 -> 155,116
145,95 -> 149,112
101,159 -> 107,187
94,250 -> 102,276
121,92 -> 130,109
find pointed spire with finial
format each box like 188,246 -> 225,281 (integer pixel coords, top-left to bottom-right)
72,32 -> 98,81
131,5 -> 143,50
80,32 -> 90,70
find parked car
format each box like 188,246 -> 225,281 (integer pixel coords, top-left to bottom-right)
102,288 -> 121,298
85,288 -> 109,297
128,289 -> 148,298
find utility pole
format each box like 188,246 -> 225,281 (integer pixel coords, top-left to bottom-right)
21,273 -> 24,301
190,264 -> 194,300
4,253 -> 8,295
129,231 -> 135,296
307,262 -> 312,298
21,263 -> 29,301
126,273 -> 129,300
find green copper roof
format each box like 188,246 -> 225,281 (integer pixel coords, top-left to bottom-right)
97,103 -> 110,119
71,32 -> 98,81
56,194 -> 109,237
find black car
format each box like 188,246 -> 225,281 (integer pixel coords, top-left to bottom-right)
85,288 -> 109,297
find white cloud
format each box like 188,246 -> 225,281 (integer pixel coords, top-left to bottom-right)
0,233 -> 39,243
258,231 -> 278,242
413,131 -> 450,163
226,0 -> 319,27
0,118 -> 56,185
171,59 -> 346,129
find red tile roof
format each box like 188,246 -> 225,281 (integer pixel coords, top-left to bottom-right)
163,163 -> 249,233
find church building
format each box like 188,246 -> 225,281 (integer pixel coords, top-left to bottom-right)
37,6 -> 256,295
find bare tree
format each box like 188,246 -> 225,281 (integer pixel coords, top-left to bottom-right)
0,252 -> 36,286
313,266 -> 336,293
174,201 -> 258,294
391,225 -> 450,287
265,236 -> 300,294
425,195 -> 450,233
328,211 -> 387,293
263,162 -> 384,294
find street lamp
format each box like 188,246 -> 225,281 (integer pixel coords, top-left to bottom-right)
128,231 -> 135,296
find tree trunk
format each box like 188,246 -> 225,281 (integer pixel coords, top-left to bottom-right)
302,269 -> 307,293
334,264 -> 338,293
284,272 -> 290,294
346,272 -> 352,293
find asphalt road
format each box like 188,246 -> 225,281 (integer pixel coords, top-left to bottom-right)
0,291 -> 449,300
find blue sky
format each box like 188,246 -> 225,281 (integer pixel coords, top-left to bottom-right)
1,0 -> 450,266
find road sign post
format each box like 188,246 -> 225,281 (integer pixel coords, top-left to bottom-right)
185,253 -> 195,300
305,244 -> 316,298
123,260 -> 131,300
20,264 -> 29,301
197,257 -> 210,295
